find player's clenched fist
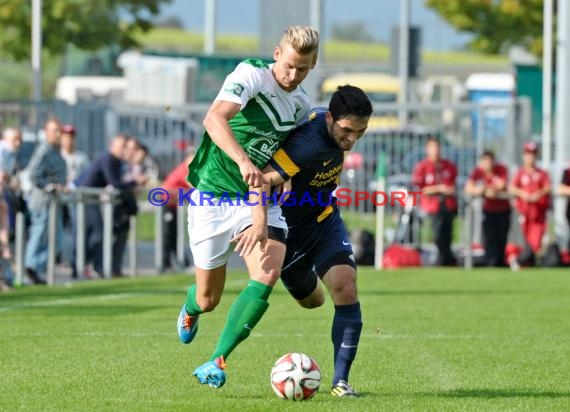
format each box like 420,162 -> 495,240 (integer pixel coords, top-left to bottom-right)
239,160 -> 264,188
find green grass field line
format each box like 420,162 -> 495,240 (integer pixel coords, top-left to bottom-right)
1,268 -> 570,411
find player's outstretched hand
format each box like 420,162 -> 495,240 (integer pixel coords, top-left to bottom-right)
231,224 -> 268,257
239,160 -> 264,188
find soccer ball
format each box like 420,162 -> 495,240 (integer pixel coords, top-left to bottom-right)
270,352 -> 321,401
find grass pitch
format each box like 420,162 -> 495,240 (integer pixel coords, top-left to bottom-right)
1,268 -> 570,411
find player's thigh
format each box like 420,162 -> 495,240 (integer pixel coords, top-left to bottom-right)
322,264 -> 358,306
239,206 -> 289,287
312,211 -> 357,305
194,264 -> 227,312
296,281 -> 326,309
243,237 -> 285,287
187,192 -> 235,270
281,257 -> 323,308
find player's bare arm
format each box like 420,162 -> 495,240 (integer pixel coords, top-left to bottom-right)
529,183 -> 551,202
464,179 -> 485,196
203,100 -> 264,188
509,183 -> 528,200
422,184 -> 446,195
262,164 -> 294,204
261,164 -> 286,186
559,182 -> 570,196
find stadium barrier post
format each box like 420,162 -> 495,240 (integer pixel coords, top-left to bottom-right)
76,192 -> 86,279
155,205 -> 164,271
102,194 -> 114,279
375,152 -> 388,270
176,199 -> 186,267
129,215 -> 138,277
464,196 -> 473,270
14,212 -> 25,287
46,195 -> 57,285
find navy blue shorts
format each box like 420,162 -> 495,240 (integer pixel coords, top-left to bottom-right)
281,208 -> 356,300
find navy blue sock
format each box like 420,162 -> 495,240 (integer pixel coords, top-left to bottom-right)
331,301 -> 362,386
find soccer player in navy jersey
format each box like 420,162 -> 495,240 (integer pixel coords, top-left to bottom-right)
262,85 -> 372,397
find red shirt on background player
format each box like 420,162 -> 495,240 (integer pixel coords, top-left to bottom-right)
465,151 -> 510,213
162,152 -> 194,209
509,142 -> 551,253
412,137 -> 458,266
412,138 -> 458,214
465,151 -> 511,267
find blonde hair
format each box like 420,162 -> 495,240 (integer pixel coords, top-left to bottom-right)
279,26 -> 319,55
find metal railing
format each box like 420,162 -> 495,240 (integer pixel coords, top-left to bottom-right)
461,193 -> 565,269
14,187 -> 125,285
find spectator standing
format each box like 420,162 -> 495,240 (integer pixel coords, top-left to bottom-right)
0,128 -> 23,288
25,118 -> 68,284
60,124 -> 90,265
0,128 -> 24,231
464,151 -> 511,266
160,149 -> 194,270
60,124 -> 89,185
113,137 -> 146,277
412,138 -> 458,266
74,135 -> 144,277
509,142 -> 551,265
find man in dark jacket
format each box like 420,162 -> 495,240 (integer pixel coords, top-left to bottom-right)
74,134 -> 145,277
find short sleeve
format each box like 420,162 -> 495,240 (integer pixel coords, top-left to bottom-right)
468,167 -> 481,182
496,165 -> 508,180
542,170 -> 551,186
411,163 -> 424,188
448,161 -> 458,181
215,62 -> 261,109
511,170 -> 521,188
268,122 -> 320,180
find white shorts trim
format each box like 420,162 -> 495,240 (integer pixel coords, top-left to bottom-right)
187,190 -> 288,269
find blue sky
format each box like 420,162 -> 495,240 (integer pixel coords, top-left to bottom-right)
157,0 -> 472,51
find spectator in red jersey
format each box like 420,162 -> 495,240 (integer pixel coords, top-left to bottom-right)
160,148 -> 195,270
464,151 -> 511,267
509,142 -> 551,265
559,165 -> 570,251
412,137 -> 458,266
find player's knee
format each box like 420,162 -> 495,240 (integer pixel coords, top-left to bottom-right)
298,294 -> 325,309
298,288 -> 325,309
252,268 -> 280,286
330,281 -> 357,304
196,294 -> 221,312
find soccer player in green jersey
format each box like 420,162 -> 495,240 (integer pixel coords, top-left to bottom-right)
176,26 -> 319,388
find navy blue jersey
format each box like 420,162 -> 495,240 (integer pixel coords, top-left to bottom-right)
268,110 -> 344,227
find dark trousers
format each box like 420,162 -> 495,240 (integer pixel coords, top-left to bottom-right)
162,207 -> 190,269
431,210 -> 456,266
163,208 -> 177,269
112,206 -> 131,276
482,210 -> 511,267
84,204 -> 103,274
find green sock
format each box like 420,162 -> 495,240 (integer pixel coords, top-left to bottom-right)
210,280 -> 273,361
185,284 -> 204,316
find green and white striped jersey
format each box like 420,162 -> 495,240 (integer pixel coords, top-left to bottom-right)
188,58 -> 311,198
